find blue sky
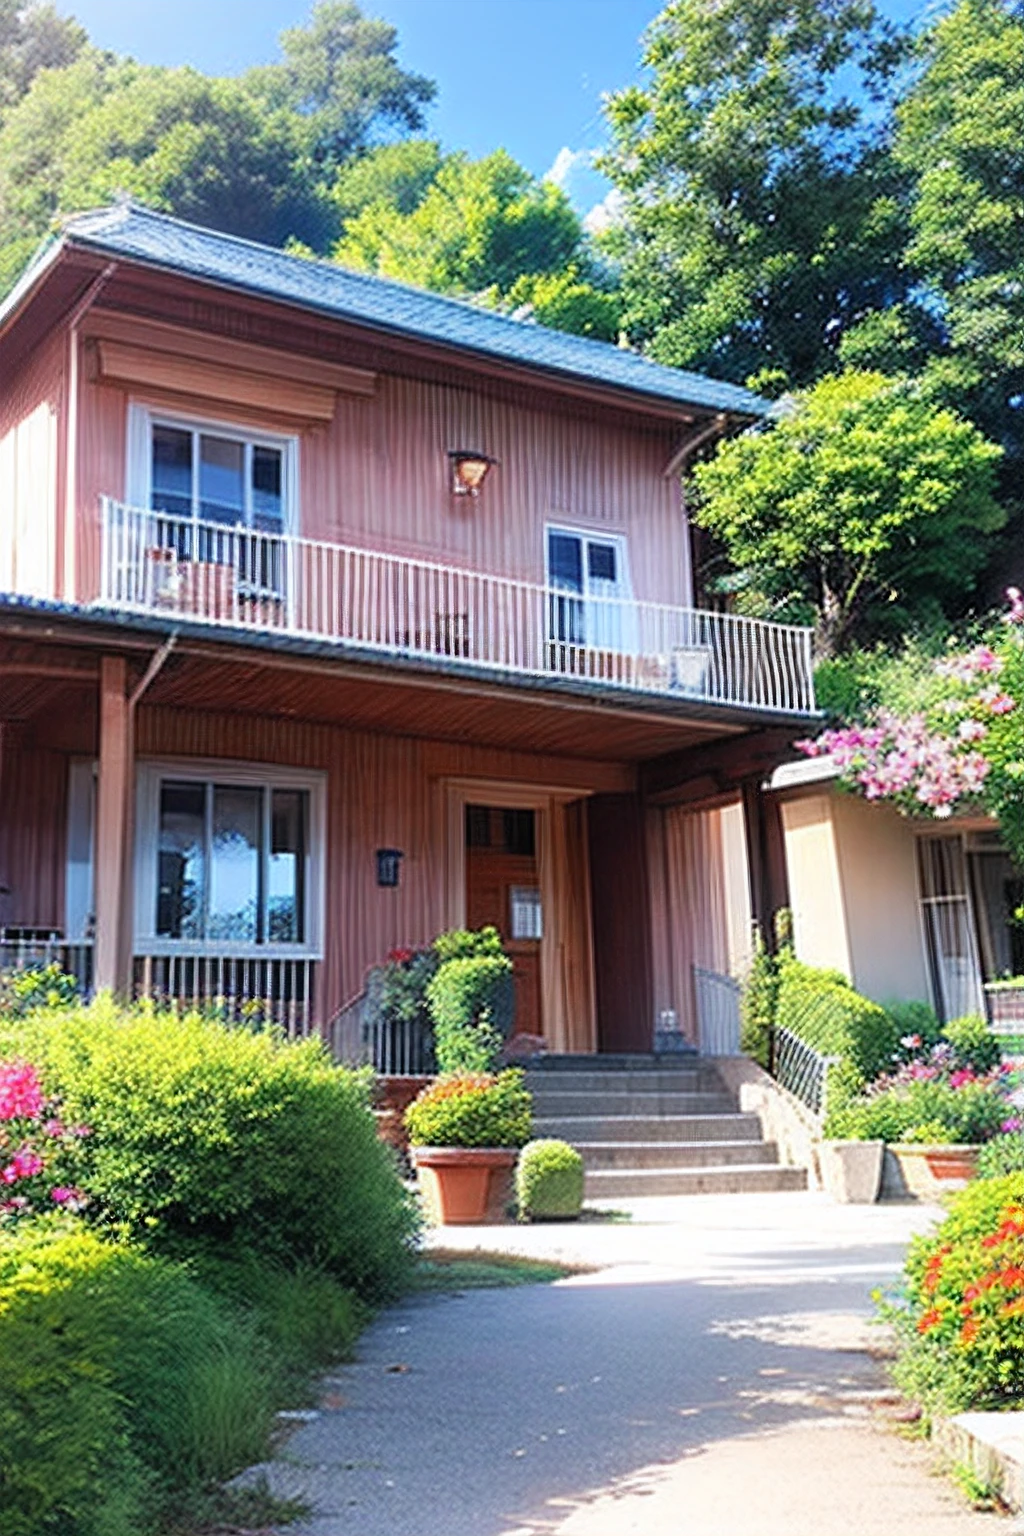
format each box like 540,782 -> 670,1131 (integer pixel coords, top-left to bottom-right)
60,0 -> 933,224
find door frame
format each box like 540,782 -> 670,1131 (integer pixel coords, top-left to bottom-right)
441,777 -> 596,1052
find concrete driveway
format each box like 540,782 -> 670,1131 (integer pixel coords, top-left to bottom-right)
259,1193 -> 1013,1535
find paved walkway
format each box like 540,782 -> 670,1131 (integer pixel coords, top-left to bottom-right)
259,1193 -> 1018,1535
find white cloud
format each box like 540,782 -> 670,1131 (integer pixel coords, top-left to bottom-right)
583,187 -> 625,235
544,146 -> 592,189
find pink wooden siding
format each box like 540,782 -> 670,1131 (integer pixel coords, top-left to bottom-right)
0,329 -> 66,600
0,725 -> 67,931
74,314 -> 693,610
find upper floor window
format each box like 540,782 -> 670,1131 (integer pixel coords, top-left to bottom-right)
546,526 -> 633,650
128,404 -> 296,534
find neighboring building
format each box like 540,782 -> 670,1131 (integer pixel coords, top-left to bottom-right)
0,202 -> 816,1056
769,758 -> 1022,1021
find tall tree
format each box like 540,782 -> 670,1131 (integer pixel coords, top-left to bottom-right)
601,0 -> 909,388
689,370 -> 1004,655
332,145 -> 622,338
891,0 -> 1024,470
245,1 -> 435,174
0,0 -> 85,117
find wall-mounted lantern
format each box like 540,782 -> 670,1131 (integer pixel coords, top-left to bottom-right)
375,848 -> 404,888
449,450 -> 497,497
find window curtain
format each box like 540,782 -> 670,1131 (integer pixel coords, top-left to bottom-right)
537,797 -> 596,1053
660,804 -> 730,1036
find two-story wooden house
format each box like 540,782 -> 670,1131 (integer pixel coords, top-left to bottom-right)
0,202 -> 815,1059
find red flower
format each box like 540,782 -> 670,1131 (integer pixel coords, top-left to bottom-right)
918,1308 -> 942,1333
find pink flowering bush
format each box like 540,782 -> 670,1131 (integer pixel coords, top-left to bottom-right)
0,1058 -> 87,1223
802,593 -> 1024,864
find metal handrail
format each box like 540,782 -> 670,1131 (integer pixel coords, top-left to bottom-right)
97,498 -> 817,717
769,1025 -> 841,1119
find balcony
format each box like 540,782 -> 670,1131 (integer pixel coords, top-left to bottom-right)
97,498 -> 816,717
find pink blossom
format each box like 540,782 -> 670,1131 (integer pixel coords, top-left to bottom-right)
949,1069 -> 977,1089
42,1119 -> 65,1138
957,719 -> 987,742
50,1185 -> 86,1207
1006,588 -> 1024,624
0,1062 -> 44,1122
976,686 -> 1016,714
1,1148 -> 44,1184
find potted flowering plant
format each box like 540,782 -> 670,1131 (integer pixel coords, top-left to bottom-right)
404,1070 -> 533,1224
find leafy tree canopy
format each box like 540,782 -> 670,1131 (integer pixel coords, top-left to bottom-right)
689,370 -> 1004,655
0,0 -> 84,116
332,145 -> 622,338
600,0 -> 910,387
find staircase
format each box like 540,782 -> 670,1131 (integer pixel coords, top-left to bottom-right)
525,1055 -> 807,1199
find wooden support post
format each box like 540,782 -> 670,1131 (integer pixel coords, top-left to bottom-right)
94,655 -> 132,994
741,777 -> 789,949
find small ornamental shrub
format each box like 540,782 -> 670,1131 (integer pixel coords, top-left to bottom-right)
426,949 -> 515,1074
516,1139 -> 584,1220
826,1077 -> 1010,1144
0,962 -> 79,1019
977,1130 -> 1024,1179
879,1173 -> 1024,1416
943,1014 -> 1002,1074
740,930 -> 777,1068
2,999 -> 417,1301
885,999 -> 944,1059
404,1070 -> 533,1148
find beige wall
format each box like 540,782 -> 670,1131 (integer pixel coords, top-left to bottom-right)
780,787 -> 931,1006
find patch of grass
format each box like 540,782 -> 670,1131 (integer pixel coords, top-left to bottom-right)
948,1460 -> 1002,1511
412,1249 -> 581,1290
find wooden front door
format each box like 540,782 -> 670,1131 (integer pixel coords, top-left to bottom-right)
465,805 -> 543,1038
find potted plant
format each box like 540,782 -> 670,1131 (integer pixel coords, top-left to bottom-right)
405,1070 -> 533,1224
818,1137 -> 885,1204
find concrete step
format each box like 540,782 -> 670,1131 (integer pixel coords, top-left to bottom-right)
525,1053 -> 698,1071
584,1164 -> 808,1198
526,1090 -> 737,1118
532,1112 -> 764,1144
526,1069 -> 711,1095
573,1139 -> 780,1170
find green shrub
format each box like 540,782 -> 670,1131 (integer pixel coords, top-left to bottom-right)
879,1173 -> 1024,1416
977,1131 -> 1024,1178
516,1139 -> 584,1220
943,1014 -> 1002,1074
776,957 -> 898,1103
739,932 -> 777,1068
3,998 -> 417,1301
0,1218 -> 276,1536
404,1070 -> 533,1148
0,962 -> 79,1018
432,925 -> 506,964
826,1079 -> 1009,1144
885,999 -> 943,1052
426,953 -> 515,1073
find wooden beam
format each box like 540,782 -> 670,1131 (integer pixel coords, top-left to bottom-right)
94,655 -> 132,994
642,727 -> 799,805
662,414 -> 727,478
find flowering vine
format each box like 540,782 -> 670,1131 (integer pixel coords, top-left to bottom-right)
801,593 -> 1024,863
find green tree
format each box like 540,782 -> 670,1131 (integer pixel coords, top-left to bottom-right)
245,0 -> 435,174
891,0 -> 1024,471
333,145 -> 619,336
0,0 -> 85,117
689,370 -> 1004,655
600,0 -> 909,387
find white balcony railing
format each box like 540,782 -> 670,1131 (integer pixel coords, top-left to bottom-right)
98,499 -> 816,716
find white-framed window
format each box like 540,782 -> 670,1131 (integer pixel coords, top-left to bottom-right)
545,524 -> 635,651
134,760 -> 325,957
127,403 -> 298,535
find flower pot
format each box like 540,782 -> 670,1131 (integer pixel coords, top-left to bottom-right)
411,1146 -> 517,1225
888,1143 -> 981,1199
819,1139 -> 884,1204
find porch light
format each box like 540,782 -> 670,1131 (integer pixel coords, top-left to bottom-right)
376,848 -> 404,888
449,450 -> 496,497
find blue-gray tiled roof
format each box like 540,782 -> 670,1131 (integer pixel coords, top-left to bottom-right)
19,203 -> 768,420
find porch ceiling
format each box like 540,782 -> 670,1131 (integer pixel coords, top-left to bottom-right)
0,612 -> 764,763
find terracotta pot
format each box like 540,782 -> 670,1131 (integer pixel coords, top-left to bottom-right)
923,1145 -> 981,1182
412,1146 -> 517,1225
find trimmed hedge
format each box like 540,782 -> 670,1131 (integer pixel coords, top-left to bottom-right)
516,1139 -> 584,1220
775,956 -> 898,1101
1,998 -> 417,1301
